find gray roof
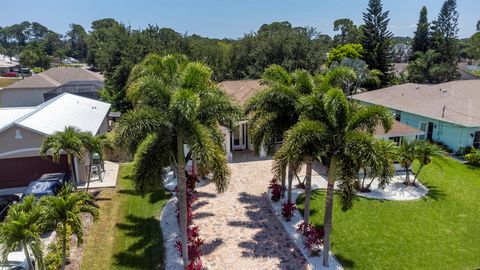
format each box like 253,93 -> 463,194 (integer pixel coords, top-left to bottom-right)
2,67 -> 104,90
353,80 -> 480,127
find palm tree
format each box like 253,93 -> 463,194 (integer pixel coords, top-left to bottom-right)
412,141 -> 444,185
79,133 -> 107,192
115,54 -> 240,266
246,65 -> 314,201
41,184 -> 98,270
0,196 -> 45,270
407,50 -> 441,84
364,139 -> 398,190
398,140 -> 417,185
296,88 -> 392,266
40,126 -> 85,183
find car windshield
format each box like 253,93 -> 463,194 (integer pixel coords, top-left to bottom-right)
25,181 -> 54,194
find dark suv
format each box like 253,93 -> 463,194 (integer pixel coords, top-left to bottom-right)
0,194 -> 20,222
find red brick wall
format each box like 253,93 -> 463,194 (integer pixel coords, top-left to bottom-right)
0,155 -> 70,188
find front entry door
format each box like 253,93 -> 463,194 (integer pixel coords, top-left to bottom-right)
474,131 -> 480,148
427,122 -> 434,141
232,123 -> 246,150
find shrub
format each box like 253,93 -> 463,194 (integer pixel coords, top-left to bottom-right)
465,148 -> 480,167
296,221 -> 324,257
176,226 -> 204,269
432,140 -> 453,153
268,178 -> 282,202
282,202 -> 296,221
187,173 -> 198,190
45,226 -> 72,270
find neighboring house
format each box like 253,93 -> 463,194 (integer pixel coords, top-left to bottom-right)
219,80 -> 423,160
0,67 -> 104,107
353,80 -> 480,152
0,93 -> 110,189
43,80 -> 105,101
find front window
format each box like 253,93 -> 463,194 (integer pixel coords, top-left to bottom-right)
389,136 -> 402,145
394,110 -> 401,121
418,122 -> 427,140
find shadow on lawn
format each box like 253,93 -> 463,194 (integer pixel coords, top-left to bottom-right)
423,184 -> 447,201
228,192 -> 310,270
113,214 -> 164,270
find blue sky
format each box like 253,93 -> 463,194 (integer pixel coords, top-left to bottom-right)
2,0 -> 478,38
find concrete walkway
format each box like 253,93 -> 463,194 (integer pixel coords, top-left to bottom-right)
194,154 -> 310,270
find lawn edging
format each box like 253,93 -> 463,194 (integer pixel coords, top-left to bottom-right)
266,188 -> 343,270
160,194 -> 183,270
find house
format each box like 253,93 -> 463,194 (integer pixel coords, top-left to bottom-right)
0,93 -> 110,189
393,62 -> 480,80
43,80 -> 105,101
219,80 -> 423,160
353,80 -> 480,152
0,67 -> 104,107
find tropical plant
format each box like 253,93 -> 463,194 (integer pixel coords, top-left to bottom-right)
465,148 -> 480,167
412,141 -> 445,184
292,88 -> 392,266
282,202 -> 297,221
246,65 -> 314,202
41,184 -> 98,270
40,126 -> 85,183
407,50 -> 443,83
79,133 -> 107,191
366,139 -> 398,190
268,179 -> 282,202
114,53 -> 240,266
0,196 -> 45,270
398,140 -> 416,185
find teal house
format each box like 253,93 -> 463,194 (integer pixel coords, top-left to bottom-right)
353,80 -> 480,152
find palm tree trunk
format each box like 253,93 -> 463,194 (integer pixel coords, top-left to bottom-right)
22,242 -> 34,270
322,155 -> 337,267
412,164 -> 423,185
61,222 -> 67,270
281,165 -> 286,198
361,168 -> 367,189
366,177 -> 376,190
177,134 -> 189,268
86,154 -> 92,192
287,163 -> 294,203
303,156 -> 313,226
405,166 -> 410,185
67,154 -> 76,183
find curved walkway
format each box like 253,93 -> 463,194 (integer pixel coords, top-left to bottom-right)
194,156 -> 310,270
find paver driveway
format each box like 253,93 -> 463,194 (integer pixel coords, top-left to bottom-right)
194,155 -> 310,270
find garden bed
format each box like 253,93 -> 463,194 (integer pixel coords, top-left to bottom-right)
356,173 -> 429,201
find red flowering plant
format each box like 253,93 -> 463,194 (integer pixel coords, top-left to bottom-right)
296,221 -> 324,256
175,226 -> 204,269
268,178 -> 282,202
281,202 -> 296,221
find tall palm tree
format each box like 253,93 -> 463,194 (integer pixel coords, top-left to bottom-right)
246,65 -> 314,201
364,139 -> 398,190
0,196 -> 45,270
398,140 -> 417,185
79,133 -> 107,192
296,88 -> 392,266
42,184 -> 98,270
412,141 -> 444,185
40,126 -> 85,183
115,54 -> 240,266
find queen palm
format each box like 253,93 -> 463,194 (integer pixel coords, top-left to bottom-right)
42,184 -> 98,270
412,141 -> 444,185
115,54 -> 240,266
79,132 -> 107,192
246,65 -> 314,201
0,196 -> 45,270
40,126 -> 85,183
296,88 -> 392,266
398,139 -> 417,185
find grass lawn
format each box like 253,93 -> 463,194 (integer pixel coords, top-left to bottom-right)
80,163 -> 170,270
0,78 -> 19,88
297,157 -> 480,270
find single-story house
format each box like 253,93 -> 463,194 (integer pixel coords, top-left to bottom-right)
43,80 -> 105,101
353,80 -> 480,152
0,93 -> 110,188
0,67 -> 104,107
219,80 -> 423,161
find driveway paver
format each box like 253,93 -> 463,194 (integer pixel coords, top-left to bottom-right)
194,155 -> 310,270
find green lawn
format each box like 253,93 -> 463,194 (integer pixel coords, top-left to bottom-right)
0,78 -> 19,88
297,157 -> 480,270
81,163 -> 170,270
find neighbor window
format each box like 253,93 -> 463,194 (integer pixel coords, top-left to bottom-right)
394,110 -> 401,121
15,129 -> 22,139
389,136 -> 401,145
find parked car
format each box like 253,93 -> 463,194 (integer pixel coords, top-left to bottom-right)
0,194 -> 20,222
0,249 -> 34,270
14,68 -> 32,76
1,72 -> 17,77
21,173 -> 68,199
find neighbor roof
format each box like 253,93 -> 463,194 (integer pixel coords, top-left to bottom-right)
375,120 -> 424,138
218,80 -> 263,106
353,80 -> 480,127
0,108 -> 35,130
2,67 -> 104,90
0,93 -> 110,135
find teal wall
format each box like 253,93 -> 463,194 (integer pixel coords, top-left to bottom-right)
359,101 -> 480,151
398,111 -> 479,151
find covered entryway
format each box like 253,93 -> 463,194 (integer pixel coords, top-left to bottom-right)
0,155 -> 70,188
231,121 -> 248,150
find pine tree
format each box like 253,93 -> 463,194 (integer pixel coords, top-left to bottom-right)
361,0 -> 394,87
411,7 -> 430,56
430,0 -> 460,81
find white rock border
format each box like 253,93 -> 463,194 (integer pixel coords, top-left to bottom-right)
355,174 -> 429,201
266,188 -> 343,270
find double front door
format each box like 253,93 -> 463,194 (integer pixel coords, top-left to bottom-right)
232,123 -> 247,150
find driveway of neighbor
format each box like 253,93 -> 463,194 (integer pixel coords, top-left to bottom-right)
194,155 -> 311,270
